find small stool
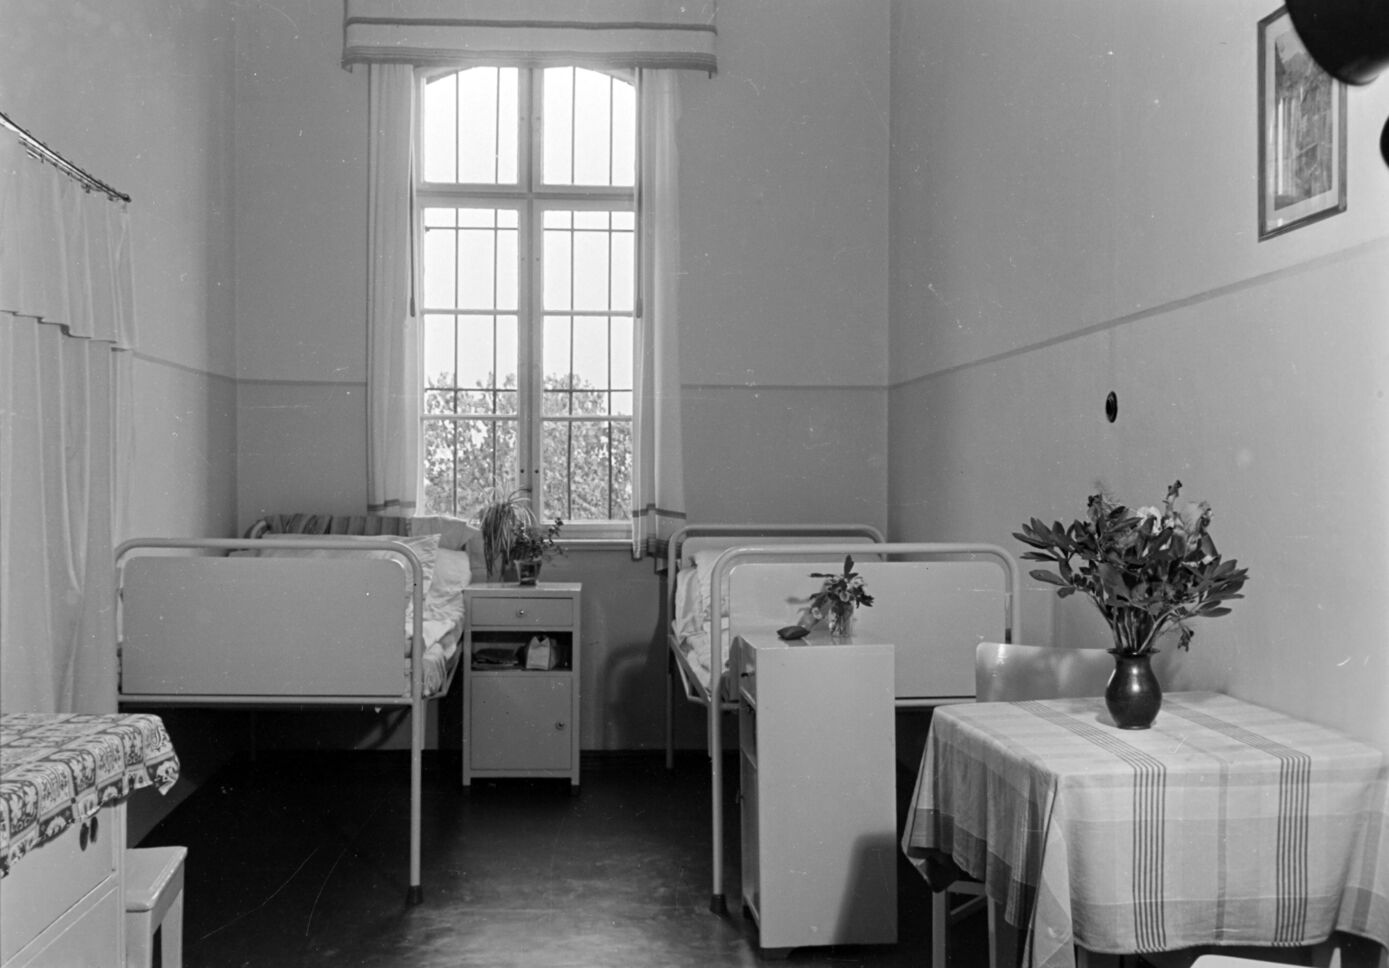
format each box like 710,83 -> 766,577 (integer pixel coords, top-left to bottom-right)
125,845 -> 187,968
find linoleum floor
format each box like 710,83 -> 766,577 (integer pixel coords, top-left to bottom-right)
140,749 -> 985,967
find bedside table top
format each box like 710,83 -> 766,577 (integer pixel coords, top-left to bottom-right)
737,630 -> 892,651
467,582 -> 581,594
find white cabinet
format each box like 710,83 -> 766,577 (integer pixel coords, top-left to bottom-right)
737,632 -> 897,954
462,582 -> 581,789
1,802 -> 126,968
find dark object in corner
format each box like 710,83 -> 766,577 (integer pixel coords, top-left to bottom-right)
1286,0 -> 1389,85
776,625 -> 810,640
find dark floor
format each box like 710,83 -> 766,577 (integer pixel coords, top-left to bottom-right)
138,748 -> 986,967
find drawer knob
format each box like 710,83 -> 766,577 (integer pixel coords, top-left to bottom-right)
555,721 -> 567,731
516,608 -> 527,617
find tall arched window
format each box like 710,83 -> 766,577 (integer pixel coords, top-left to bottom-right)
418,66 -> 636,538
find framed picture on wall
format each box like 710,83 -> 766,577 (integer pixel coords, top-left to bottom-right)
1258,6 -> 1347,240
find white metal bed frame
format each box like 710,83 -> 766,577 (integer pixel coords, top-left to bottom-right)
115,535 -> 461,906
665,528 -> 1022,914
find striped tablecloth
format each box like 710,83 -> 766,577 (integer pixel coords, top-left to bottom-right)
1,712 -> 180,877
901,692 -> 1387,968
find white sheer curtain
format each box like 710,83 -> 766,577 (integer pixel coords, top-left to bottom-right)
366,63 -> 422,515
631,69 -> 687,560
0,133 -> 135,714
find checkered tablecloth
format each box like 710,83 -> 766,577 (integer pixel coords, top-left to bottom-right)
901,692 -> 1387,968
1,712 -> 180,877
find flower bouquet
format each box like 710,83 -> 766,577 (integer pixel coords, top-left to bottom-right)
808,555 -> 874,637
1014,480 -> 1248,727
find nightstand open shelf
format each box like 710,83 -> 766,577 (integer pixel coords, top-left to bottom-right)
461,582 -> 582,789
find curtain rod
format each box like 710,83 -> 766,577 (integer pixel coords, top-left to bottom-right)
0,109 -> 131,204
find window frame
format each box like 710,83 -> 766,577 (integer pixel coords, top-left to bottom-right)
415,65 -> 638,540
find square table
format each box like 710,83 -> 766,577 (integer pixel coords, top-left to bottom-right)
901,692 -> 1387,968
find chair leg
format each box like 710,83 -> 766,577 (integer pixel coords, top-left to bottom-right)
932,891 -> 948,968
987,897 -> 1018,968
161,889 -> 184,968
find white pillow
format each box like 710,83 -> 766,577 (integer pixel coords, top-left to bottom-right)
691,549 -> 733,624
425,547 -> 471,623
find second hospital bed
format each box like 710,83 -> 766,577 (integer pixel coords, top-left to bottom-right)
666,527 -> 1022,912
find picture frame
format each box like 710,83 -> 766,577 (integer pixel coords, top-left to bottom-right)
1258,6 -> 1347,240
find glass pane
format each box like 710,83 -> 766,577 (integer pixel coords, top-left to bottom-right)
573,69 -> 612,186
572,231 -> 610,310
611,79 -> 636,187
611,390 -> 633,416
421,417 -> 459,514
422,226 -> 457,308
456,390 -> 493,414
496,315 -> 518,390
543,316 -> 573,390
456,315 -> 495,390
544,228 -> 572,310
496,67 -> 519,183
543,67 -> 574,185
421,74 -> 458,183
572,316 -> 608,393
423,388 -> 457,415
496,224 -> 518,310
541,420 -> 573,519
610,420 -> 633,509
610,316 -> 633,390
610,227 -> 634,312
422,314 -> 456,387
453,67 -> 518,184
456,226 -> 496,310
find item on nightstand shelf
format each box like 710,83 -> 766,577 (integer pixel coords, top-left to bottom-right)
525,635 -> 559,670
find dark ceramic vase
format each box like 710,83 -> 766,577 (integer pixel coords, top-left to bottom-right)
1105,651 -> 1162,729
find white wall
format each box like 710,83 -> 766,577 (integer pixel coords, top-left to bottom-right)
1,0 -> 243,836
0,0 -> 241,541
888,0 -> 1389,747
229,0 -> 892,751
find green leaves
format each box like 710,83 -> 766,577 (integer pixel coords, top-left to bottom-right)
1016,481 -> 1248,656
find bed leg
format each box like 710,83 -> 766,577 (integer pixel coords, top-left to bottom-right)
409,697 -> 423,907
709,893 -> 727,915
665,652 -> 675,771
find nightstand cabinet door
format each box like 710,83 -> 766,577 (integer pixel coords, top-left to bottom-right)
462,582 -> 581,789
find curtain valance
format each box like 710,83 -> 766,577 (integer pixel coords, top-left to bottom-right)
342,0 -> 717,73
0,134 -> 134,348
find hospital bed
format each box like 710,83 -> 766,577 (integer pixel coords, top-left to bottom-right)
115,513 -> 483,904
666,527 -> 1022,913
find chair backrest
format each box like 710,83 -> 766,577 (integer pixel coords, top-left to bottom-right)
974,642 -> 1113,702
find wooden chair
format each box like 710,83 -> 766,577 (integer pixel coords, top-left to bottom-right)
931,643 -> 1114,968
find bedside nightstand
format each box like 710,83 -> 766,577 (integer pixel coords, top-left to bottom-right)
462,582 -> 581,790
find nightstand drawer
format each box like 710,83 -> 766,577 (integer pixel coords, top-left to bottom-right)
469,595 -> 573,628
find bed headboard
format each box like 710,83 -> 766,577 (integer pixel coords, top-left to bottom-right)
247,512 -> 486,580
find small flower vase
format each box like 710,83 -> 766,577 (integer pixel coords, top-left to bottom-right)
514,559 -> 542,586
1104,650 -> 1162,729
827,604 -> 855,639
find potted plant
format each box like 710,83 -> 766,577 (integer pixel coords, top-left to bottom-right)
807,555 -> 875,638
1013,480 -> 1248,728
476,488 -> 564,584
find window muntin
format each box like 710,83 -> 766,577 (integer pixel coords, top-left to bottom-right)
418,66 -> 636,535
